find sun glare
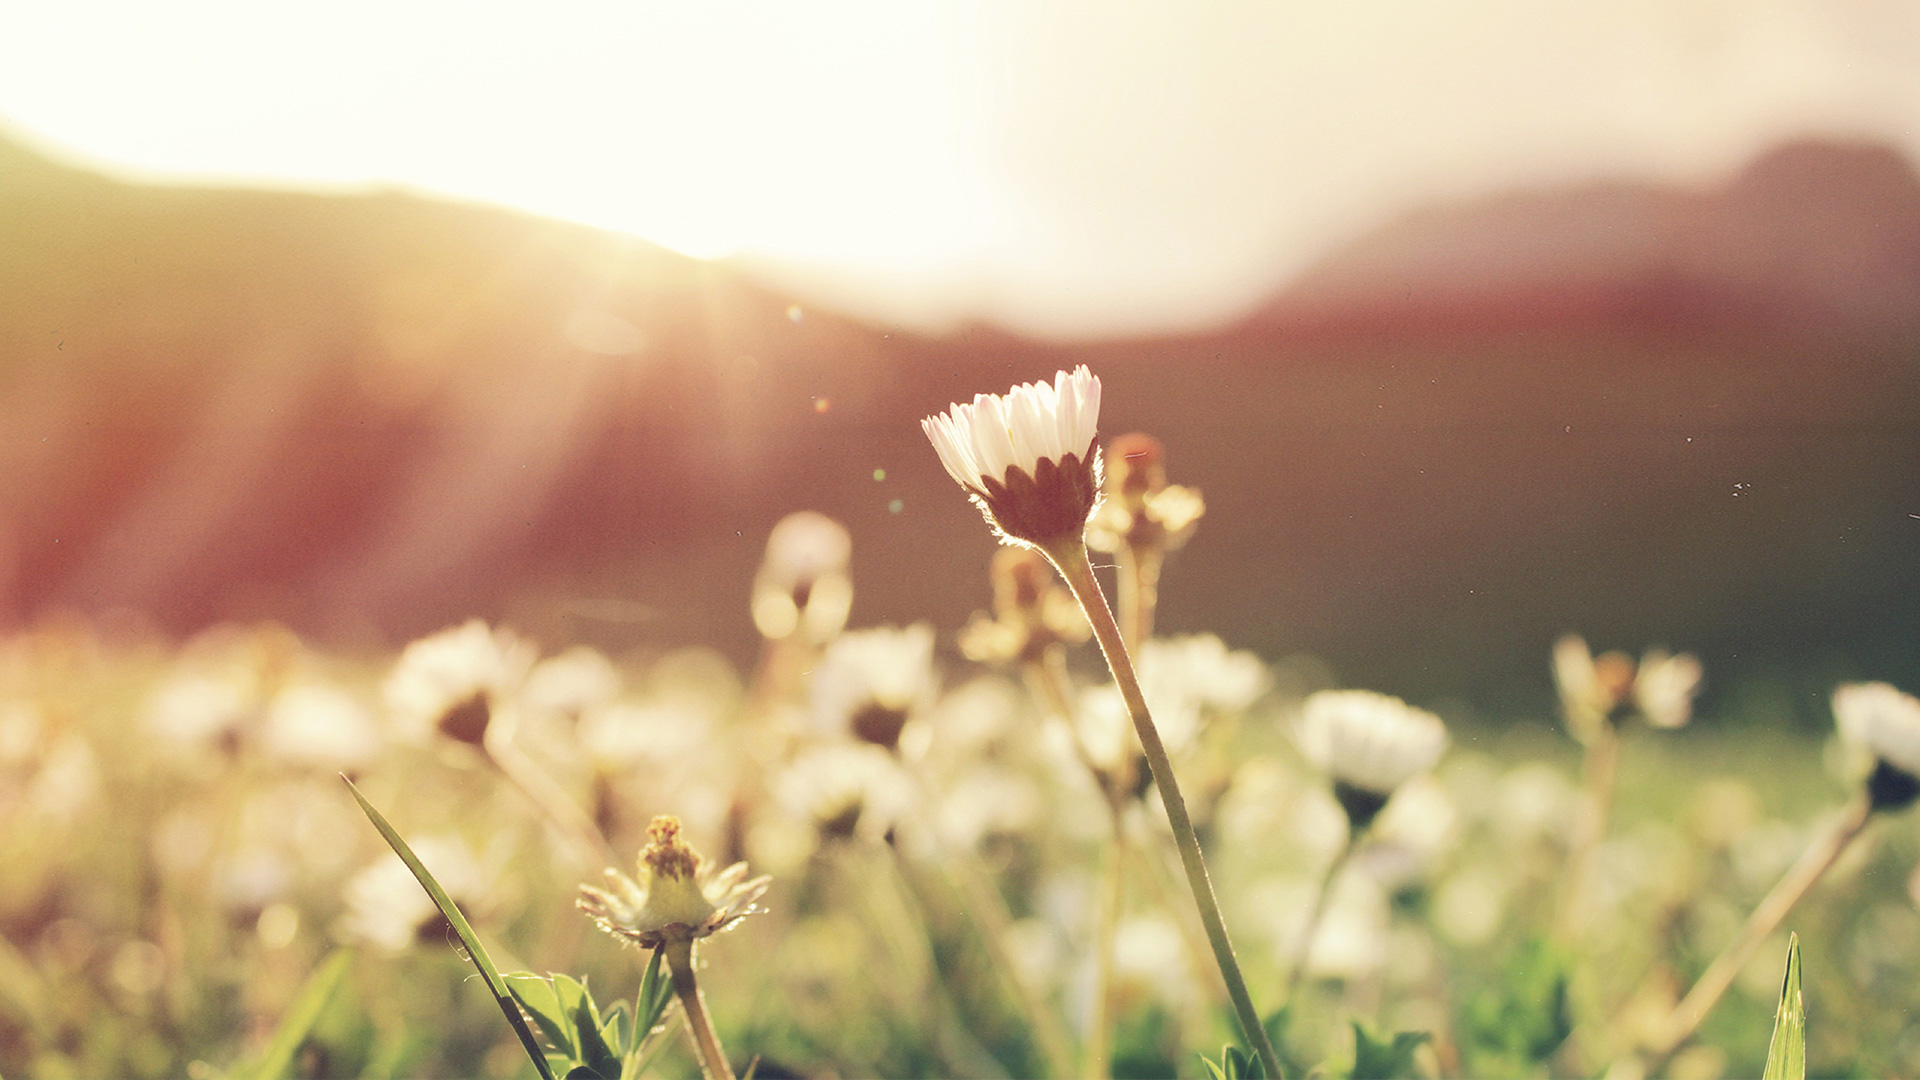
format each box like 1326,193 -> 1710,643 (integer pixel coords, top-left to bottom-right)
0,1 -> 1000,269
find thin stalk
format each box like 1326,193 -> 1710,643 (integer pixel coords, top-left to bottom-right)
1045,539 -> 1283,1080
1027,645 -> 1131,1079
1556,725 -> 1620,939
920,826 -> 1080,1079
1286,828 -> 1357,1002
1116,545 -> 1165,653
487,739 -> 620,868
1087,799 -> 1128,1080
664,938 -> 734,1080
1647,792 -> 1873,1062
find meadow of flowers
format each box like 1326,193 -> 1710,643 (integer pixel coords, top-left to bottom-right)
2,367 -> 1917,1080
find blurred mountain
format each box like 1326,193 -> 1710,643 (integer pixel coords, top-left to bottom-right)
3,132 -> 1917,717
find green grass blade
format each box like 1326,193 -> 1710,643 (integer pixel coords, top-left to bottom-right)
344,776 -> 556,1080
1761,933 -> 1805,1080
240,947 -> 354,1080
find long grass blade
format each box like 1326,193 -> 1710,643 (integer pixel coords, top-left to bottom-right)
240,947 -> 353,1080
344,775 -> 556,1080
1761,933 -> 1805,1080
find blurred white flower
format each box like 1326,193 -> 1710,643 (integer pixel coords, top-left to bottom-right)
1632,649 -> 1704,729
1833,681 -> 1920,810
1136,634 -> 1270,750
1363,774 -> 1459,889
384,621 -> 535,748
777,742 -> 915,843
522,646 -> 623,717
935,763 -> 1042,850
261,682 -> 381,770
1304,870 -> 1389,981
1296,690 -> 1448,829
752,511 -> 854,643
809,624 -> 937,752
922,366 -> 1103,549
339,834 -> 487,953
145,665 -> 260,749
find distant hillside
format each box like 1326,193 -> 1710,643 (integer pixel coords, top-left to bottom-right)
3,133 -> 1917,715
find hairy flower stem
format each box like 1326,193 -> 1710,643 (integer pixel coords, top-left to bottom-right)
1647,792 -> 1873,1063
1045,539 -> 1284,1080
1556,725 -> 1620,940
1286,827 -> 1356,1002
663,938 -> 734,1080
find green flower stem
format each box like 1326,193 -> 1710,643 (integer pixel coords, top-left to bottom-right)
1088,800 -> 1127,1080
1045,539 -> 1284,1080
1286,827 -> 1356,1002
1649,791 -> 1873,1062
663,938 -> 734,1080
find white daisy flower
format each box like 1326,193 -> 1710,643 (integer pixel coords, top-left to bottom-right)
922,366 -> 1103,549
1833,681 -> 1920,811
809,624 -> 938,751
1296,689 -> 1448,829
383,620 -> 536,748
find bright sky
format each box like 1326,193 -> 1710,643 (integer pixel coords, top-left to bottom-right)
6,1 -> 1920,338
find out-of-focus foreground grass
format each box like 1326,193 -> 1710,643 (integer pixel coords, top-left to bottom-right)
1,580 -> 1916,1078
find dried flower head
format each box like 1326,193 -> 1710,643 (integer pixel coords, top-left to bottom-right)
958,547 -> 1089,665
752,511 -> 854,643
922,366 -> 1102,550
579,816 -> 770,949
1086,433 -> 1205,555
1833,682 -> 1920,812
1296,689 -> 1448,831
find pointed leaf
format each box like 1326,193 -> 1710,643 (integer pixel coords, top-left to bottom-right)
1762,934 -> 1806,1080
241,948 -> 354,1080
637,947 -> 674,1036
506,974 -> 576,1060
571,980 -> 623,1080
344,776 -> 555,1080
1351,1021 -> 1430,1080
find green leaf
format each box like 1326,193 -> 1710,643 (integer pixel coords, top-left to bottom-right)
344,776 -> 556,1080
637,947 -> 674,1037
571,980 -> 623,1080
1350,1021 -> 1429,1080
240,948 -> 354,1080
1261,1007 -> 1311,1080
1761,933 -> 1806,1080
1198,1043 -> 1265,1080
507,974 -> 576,1060
1464,937 -> 1574,1069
